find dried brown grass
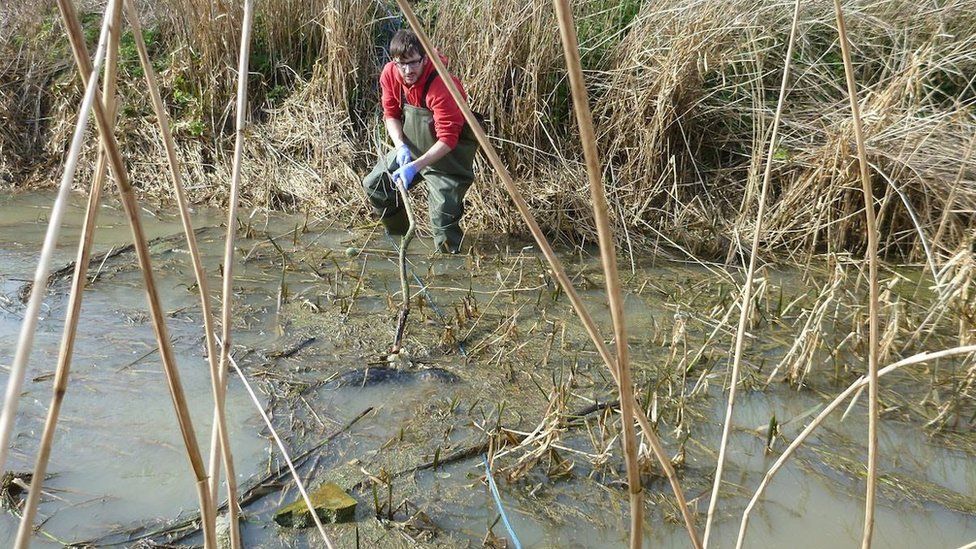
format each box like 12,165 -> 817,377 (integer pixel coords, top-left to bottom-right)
1,0 -> 974,259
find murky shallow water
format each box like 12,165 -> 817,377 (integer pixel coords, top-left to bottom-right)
0,192 -> 276,546
0,190 -> 974,548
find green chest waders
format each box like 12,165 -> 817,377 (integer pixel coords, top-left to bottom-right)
361,73 -> 478,253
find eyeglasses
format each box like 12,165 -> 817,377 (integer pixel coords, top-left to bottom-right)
394,56 -> 425,71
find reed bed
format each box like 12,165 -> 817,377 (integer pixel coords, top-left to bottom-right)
2,0 -> 971,261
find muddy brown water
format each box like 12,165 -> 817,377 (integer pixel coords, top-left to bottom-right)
0,191 -> 974,548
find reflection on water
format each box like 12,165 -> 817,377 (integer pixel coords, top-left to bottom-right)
0,192 -> 271,546
0,191 -> 973,548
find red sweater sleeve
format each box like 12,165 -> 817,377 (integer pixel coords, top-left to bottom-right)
380,62 -> 402,120
425,76 -> 467,149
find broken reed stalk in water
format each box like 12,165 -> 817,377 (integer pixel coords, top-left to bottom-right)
14,1 -> 124,545
832,0 -> 882,545
702,0 -> 801,544
392,2 -> 701,547
207,3 -> 253,543
392,183 -> 417,352
123,1 -> 240,545
0,2 -> 114,482
43,1 -> 219,544
735,344 -> 976,549
550,0 -> 644,546
217,335 -> 336,549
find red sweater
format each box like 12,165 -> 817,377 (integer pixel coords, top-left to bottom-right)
381,52 -> 467,149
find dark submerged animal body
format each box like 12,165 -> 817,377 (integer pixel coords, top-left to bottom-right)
326,365 -> 459,389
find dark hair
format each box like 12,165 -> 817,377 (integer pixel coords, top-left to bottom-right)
390,29 -> 424,60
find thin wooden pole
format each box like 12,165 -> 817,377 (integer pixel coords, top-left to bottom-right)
735,344 -> 976,549
14,0 -> 124,544
0,0 -> 114,480
207,2 -> 254,530
53,1 -> 217,544
832,1 -> 881,546
550,1 -> 642,546
702,0 -> 801,545
218,335 -> 337,549
392,3 -> 701,547
122,1 -> 240,546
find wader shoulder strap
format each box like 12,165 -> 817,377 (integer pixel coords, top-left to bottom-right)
421,72 -> 438,110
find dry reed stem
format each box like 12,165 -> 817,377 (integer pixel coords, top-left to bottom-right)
14,1 -> 124,544
831,1 -> 882,546
766,267 -> 845,386
902,249 -> 975,352
551,0 -> 644,546
207,2 -> 253,540
0,0 -> 114,482
52,0 -> 218,544
735,344 -> 976,549
218,335 -> 336,548
702,2 -> 802,544
494,374 -> 576,480
122,1 -> 240,544
393,2 -> 700,546
932,135 -> 975,257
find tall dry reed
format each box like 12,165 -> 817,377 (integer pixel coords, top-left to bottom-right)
3,0 -> 972,262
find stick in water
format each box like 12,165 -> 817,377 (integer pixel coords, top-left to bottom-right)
15,0 -> 125,544
392,183 -> 416,353
831,1 -> 882,546
702,0 -> 801,544
207,3 -> 254,544
216,335 -> 336,549
0,0 -> 115,479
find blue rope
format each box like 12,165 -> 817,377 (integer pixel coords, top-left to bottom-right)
483,456 -> 523,549
385,233 -> 468,357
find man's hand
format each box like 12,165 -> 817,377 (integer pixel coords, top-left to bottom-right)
395,143 -> 412,168
392,139 -> 453,190
392,162 -> 419,190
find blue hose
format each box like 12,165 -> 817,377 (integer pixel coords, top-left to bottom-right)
483,456 -> 523,549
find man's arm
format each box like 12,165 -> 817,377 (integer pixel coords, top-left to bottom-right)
411,140 -> 452,170
384,117 -> 407,148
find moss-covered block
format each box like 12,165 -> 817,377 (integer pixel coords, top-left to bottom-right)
274,482 -> 357,528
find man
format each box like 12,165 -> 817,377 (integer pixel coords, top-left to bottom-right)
362,29 -> 478,254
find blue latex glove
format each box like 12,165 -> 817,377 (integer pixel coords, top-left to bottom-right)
395,143 -> 412,168
392,162 -> 419,190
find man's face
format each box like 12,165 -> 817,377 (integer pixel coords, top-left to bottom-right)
394,51 -> 425,86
